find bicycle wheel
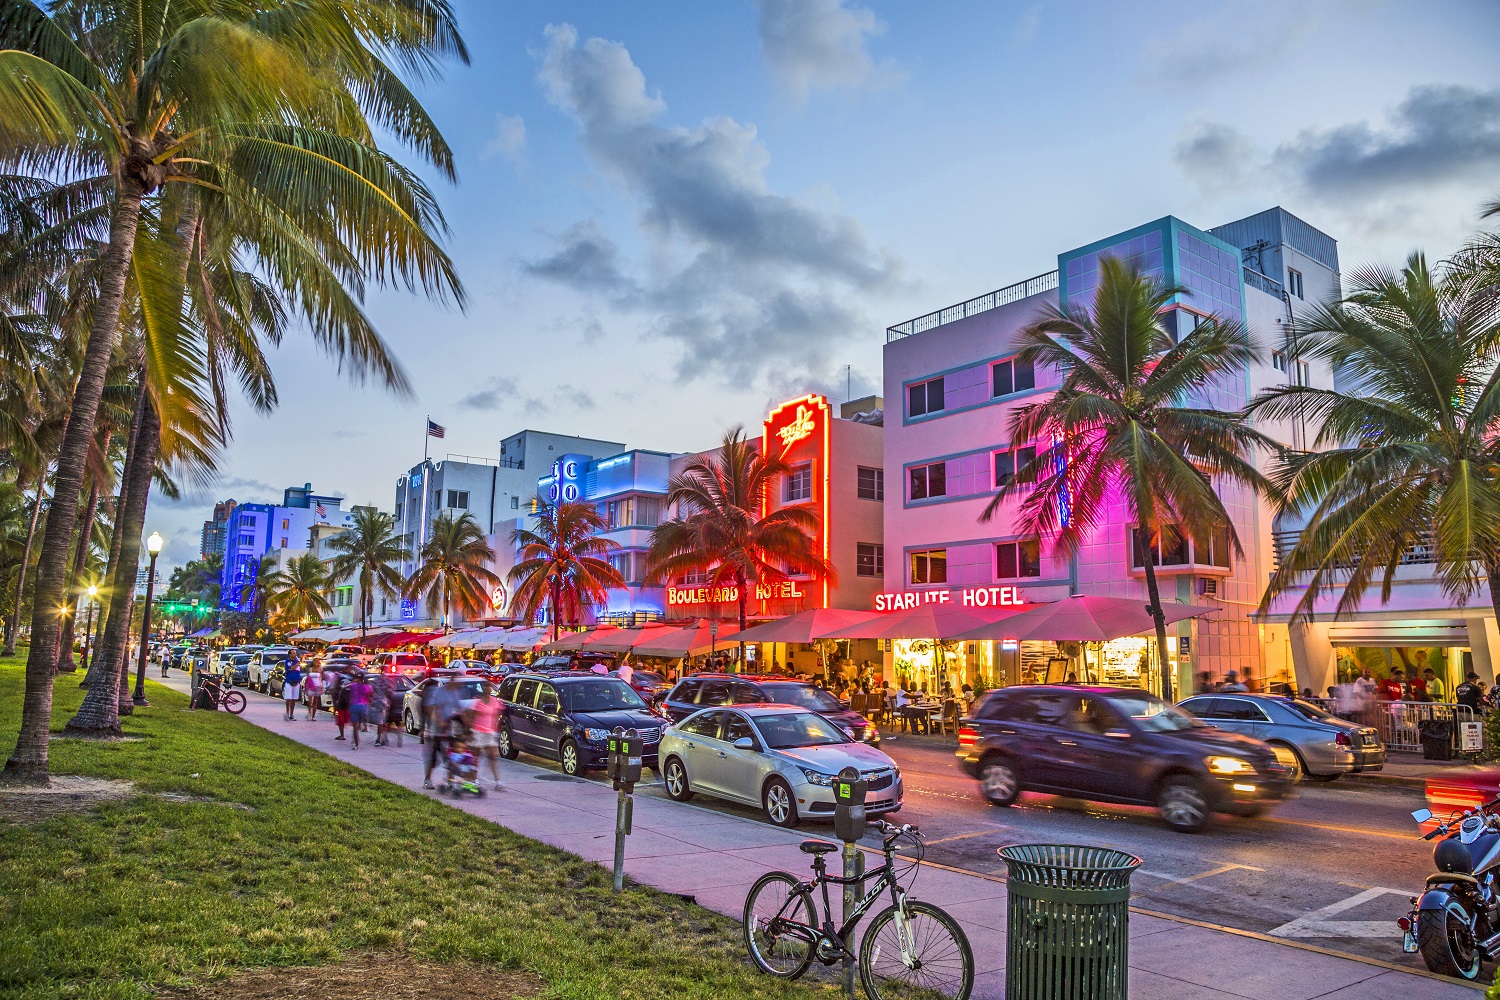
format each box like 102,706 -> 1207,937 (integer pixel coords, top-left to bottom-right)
221,690 -> 247,715
860,899 -> 974,1000
743,871 -> 817,979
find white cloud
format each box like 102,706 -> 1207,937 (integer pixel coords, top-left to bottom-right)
483,113 -> 527,164
1139,4 -> 1314,87
755,0 -> 900,101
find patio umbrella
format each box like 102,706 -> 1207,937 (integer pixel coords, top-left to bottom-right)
862,602 -> 1030,640
633,621 -> 741,658
730,608 -> 885,644
486,626 -> 549,653
953,593 -> 1217,642
587,624 -> 680,653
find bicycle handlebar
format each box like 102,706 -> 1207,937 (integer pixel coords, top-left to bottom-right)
873,820 -> 921,841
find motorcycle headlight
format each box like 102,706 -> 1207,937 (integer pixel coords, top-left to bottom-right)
1206,755 -> 1254,776
582,728 -> 610,743
800,767 -> 835,787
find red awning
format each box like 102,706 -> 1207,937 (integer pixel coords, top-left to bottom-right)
362,630 -> 443,649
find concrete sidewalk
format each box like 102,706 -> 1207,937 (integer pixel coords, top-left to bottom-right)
157,673 -> 1483,999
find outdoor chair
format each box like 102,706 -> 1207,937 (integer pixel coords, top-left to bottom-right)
850,692 -> 867,715
929,699 -> 959,736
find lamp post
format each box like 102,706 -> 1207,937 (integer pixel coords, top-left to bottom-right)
80,584 -> 98,673
133,531 -> 163,706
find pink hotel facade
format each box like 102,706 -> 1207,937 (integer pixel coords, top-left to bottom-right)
880,207 -> 1359,697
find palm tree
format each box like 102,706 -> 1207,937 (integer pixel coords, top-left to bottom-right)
405,511 -> 499,630
326,508 -> 408,640
262,553 -> 334,633
0,2 -> 467,782
509,500 -> 624,642
981,256 -> 1277,699
1254,252 -> 1500,623
644,428 -> 831,639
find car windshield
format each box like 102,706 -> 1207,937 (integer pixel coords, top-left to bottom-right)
759,683 -> 844,713
1283,699 -> 1335,722
562,679 -> 647,712
753,711 -> 853,749
452,680 -> 486,700
631,671 -> 664,686
1110,693 -> 1198,732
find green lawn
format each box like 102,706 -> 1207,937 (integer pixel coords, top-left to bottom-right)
0,660 -> 831,999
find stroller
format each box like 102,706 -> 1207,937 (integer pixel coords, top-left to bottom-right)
442,726 -> 484,798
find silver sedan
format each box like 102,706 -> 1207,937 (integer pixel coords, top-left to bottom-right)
659,704 -> 903,828
1178,693 -> 1385,781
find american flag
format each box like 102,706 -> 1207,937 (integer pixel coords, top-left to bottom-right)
314,502 -> 326,518
426,419 -> 446,439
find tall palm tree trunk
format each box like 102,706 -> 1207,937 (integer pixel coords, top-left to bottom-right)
5,184 -> 145,783
4,471 -> 48,656
56,483 -> 102,673
67,388 -> 160,735
550,576 -> 561,641
81,385 -> 144,690
1139,537 -> 1174,701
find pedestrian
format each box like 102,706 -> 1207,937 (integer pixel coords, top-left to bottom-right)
370,669 -> 393,746
1379,669 -> 1405,703
331,671 -> 351,740
1196,670 -> 1213,694
469,681 -> 505,790
1423,667 -> 1446,702
423,676 -> 464,790
1221,670 -> 1248,692
1456,672 -> 1483,711
303,666 -> 322,722
348,672 -> 373,750
282,660 -> 303,720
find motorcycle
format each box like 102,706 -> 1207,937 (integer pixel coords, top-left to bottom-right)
1402,800 -> 1500,979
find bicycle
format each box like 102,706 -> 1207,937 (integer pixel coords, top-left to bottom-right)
197,675 -> 246,715
743,820 -> 973,999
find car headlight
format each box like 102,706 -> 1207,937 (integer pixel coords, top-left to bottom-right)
1206,755 -> 1254,776
582,728 -> 610,742
800,767 -> 835,787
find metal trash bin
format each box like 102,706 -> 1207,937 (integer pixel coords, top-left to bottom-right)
998,844 -> 1142,1000
1419,718 -> 1454,761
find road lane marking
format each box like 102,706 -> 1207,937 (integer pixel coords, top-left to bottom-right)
1263,817 -> 1415,842
1137,862 -> 1261,887
921,827 -> 1013,847
1269,887 -> 1411,940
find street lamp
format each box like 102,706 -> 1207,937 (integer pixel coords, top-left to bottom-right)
80,584 -> 98,673
132,531 -> 163,706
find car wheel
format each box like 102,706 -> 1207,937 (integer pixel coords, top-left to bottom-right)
980,756 -> 1021,807
1306,771 -> 1341,783
404,709 -> 417,736
763,777 -> 798,828
664,756 -> 694,801
560,739 -> 585,776
1267,741 -> 1306,783
1158,775 -> 1211,833
497,725 -> 519,760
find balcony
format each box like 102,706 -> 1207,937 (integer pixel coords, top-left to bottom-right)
1271,529 -> 1439,572
887,271 -> 1059,342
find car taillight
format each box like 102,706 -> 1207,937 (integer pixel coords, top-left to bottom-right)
958,726 -> 979,747
1335,732 -> 1350,748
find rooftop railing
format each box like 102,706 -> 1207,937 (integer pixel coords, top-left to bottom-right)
886,270 -> 1059,342
1271,529 -> 1438,572
1243,267 -> 1284,298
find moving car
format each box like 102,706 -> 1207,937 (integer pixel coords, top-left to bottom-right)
401,673 -> 488,734
957,685 -> 1293,832
1177,692 -> 1385,781
495,671 -> 662,777
661,674 -> 879,745
529,652 -> 614,672
660,704 -> 903,828
370,651 -> 428,676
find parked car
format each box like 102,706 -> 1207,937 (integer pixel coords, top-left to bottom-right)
496,671 -> 662,776
661,674 -> 879,745
1177,693 -> 1385,782
448,658 -> 504,674
614,668 -> 670,707
401,673 -> 489,735
249,647 -> 294,692
206,648 -> 244,683
222,653 -> 252,687
660,704 -> 903,828
371,651 -> 428,676
529,652 -> 614,672
957,685 -> 1293,832
323,643 -> 367,660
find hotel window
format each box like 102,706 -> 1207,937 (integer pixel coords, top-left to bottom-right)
1271,351 -> 1309,386
281,518 -> 289,530
1287,267 -> 1304,299
992,356 -> 1036,398
996,540 -> 1041,579
238,533 -> 255,547
394,502 -> 403,521
857,543 -> 884,577
910,549 -> 947,585
908,376 -> 946,417
994,445 -> 1038,487
279,537 -> 288,549
785,464 -> 813,502
606,496 -> 661,528
909,461 -> 947,500
1131,524 -> 1230,569
857,466 -> 884,501
510,496 -> 520,510
447,490 -> 469,510
608,552 -> 633,582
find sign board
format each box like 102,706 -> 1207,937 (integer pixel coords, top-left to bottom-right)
1462,721 -> 1483,753
1178,636 -> 1191,655
490,584 -> 508,613
400,600 -> 418,621
874,586 -> 1028,612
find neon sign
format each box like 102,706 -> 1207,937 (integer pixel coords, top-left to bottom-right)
547,454 -> 587,503
874,586 -> 1029,612
776,405 -> 817,449
668,581 -> 806,606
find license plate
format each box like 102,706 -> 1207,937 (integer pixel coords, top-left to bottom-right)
1403,930 -> 1419,954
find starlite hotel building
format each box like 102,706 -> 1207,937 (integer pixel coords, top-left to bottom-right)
881,207 -> 1484,698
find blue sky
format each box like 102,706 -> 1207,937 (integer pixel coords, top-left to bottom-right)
150,0 -> 1500,569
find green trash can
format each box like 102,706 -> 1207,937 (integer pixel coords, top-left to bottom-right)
998,844 -> 1142,1000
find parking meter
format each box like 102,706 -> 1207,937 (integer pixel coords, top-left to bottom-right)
608,727 -> 643,791
833,765 -> 868,843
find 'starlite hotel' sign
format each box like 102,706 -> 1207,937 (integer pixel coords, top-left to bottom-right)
874,586 -> 1029,612
668,581 -> 807,606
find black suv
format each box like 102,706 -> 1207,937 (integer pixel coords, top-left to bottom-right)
496,671 -> 663,777
957,685 -> 1292,832
662,674 -> 879,745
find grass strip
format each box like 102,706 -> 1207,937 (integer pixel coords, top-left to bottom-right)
0,660 -> 835,1000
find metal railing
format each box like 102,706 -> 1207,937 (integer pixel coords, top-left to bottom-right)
1305,698 -> 1478,753
887,270 -> 1059,342
1271,529 -> 1439,572
441,454 -> 524,469
1243,267 -> 1283,298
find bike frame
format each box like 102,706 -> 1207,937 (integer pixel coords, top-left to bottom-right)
767,846 -> 909,959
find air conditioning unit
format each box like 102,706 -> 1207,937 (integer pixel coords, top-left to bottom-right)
1197,577 -> 1217,597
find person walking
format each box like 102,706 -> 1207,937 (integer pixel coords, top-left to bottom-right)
303,666 -> 322,722
422,676 -> 464,790
282,661 -> 303,721
1221,670 -> 1248,693
469,681 -> 505,790
370,670 -> 393,747
383,677 -> 405,748
331,670 -> 351,740
347,672 -> 373,750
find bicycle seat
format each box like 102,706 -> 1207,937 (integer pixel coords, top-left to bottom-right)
800,840 -> 838,855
